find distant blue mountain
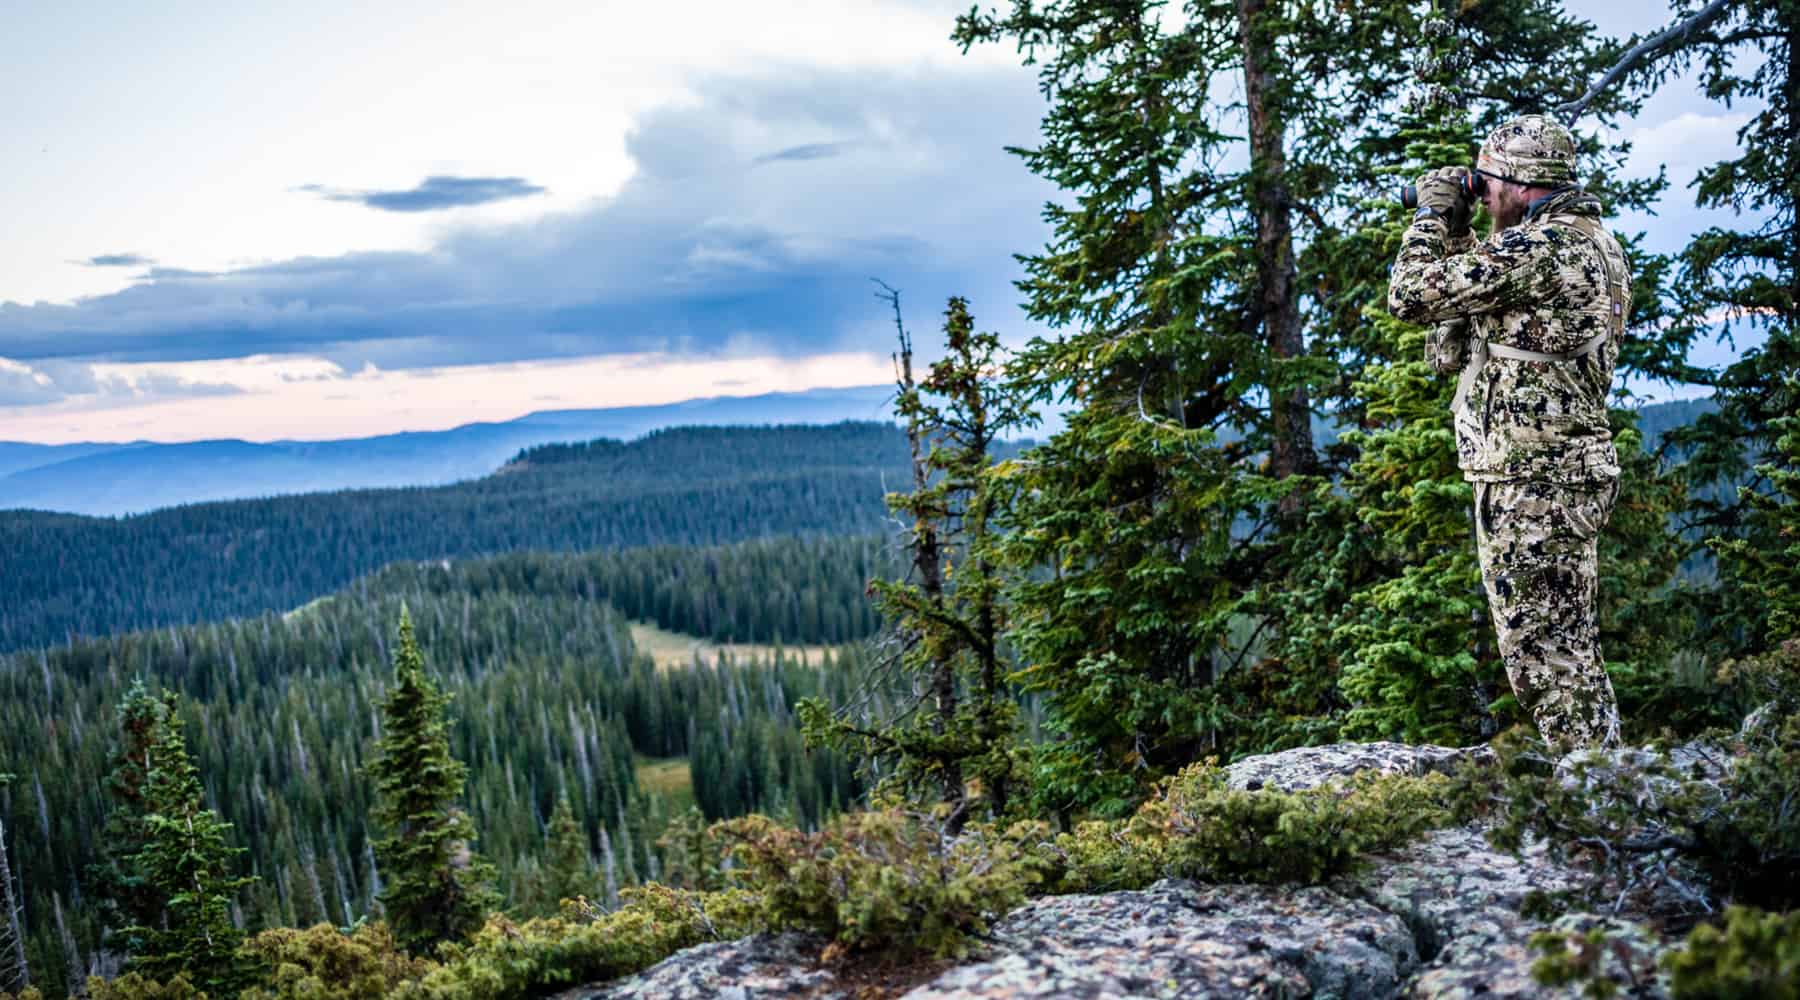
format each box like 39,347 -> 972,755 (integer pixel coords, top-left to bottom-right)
0,388 -> 1711,518
0,440 -> 141,479
0,385 -> 896,516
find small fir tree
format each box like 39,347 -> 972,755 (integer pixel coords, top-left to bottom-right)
538,794 -> 593,912
366,609 -> 498,954
89,680 -> 175,948
803,293 -> 1025,832
1711,391 -> 1800,651
121,695 -> 254,993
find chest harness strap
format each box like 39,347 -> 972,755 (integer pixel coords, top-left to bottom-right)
1449,218 -> 1628,416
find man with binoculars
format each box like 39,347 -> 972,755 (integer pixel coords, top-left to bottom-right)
1388,114 -> 1632,749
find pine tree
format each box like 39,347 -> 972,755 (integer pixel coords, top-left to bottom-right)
954,0 -> 1294,819
537,794 -> 593,911
121,695 -> 254,993
805,295 -> 1026,831
366,608 -> 498,954
89,680 -> 173,951
1712,388 -> 1800,650
1649,0 -> 1800,660
1270,7 -> 1507,745
1266,3 -> 1690,743
956,0 -> 1671,802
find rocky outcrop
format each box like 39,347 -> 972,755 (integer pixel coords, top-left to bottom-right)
906,881 -> 1415,999
567,742 -> 1684,999
1223,740 -> 1494,793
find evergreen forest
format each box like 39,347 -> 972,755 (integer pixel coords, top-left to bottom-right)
0,0 -> 1795,996
0,534 -> 883,994
0,424 -> 913,654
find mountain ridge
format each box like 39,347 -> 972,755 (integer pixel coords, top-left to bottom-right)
0,384 -> 898,516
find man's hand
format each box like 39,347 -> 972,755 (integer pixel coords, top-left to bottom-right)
1414,166 -> 1473,236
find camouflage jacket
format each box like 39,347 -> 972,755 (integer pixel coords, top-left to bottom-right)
1388,188 -> 1630,484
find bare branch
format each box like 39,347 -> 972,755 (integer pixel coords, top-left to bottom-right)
1556,0 -> 1737,125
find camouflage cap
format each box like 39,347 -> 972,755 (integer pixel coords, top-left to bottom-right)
1477,115 -> 1578,186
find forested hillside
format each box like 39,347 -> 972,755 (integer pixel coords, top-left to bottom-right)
361,535 -> 893,645
0,533 -> 877,995
0,423 -> 910,654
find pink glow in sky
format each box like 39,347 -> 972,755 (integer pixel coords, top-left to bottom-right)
0,352 -> 894,444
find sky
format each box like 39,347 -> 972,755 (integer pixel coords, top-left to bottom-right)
0,0 -> 1766,444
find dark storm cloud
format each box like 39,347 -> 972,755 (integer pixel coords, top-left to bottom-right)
81,253 -> 155,268
299,175 -> 549,213
0,65 -> 1052,370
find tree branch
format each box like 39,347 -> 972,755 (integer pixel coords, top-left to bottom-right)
1557,0 -> 1737,125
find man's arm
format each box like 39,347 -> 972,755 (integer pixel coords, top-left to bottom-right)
1387,217 -> 1551,326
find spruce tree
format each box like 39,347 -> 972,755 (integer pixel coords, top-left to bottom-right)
803,294 -> 1025,830
538,794 -> 593,912
89,680 -> 172,949
1649,0 -> 1800,660
1266,3 -> 1688,743
956,0 -> 1672,799
366,609 -> 498,954
121,695 -> 254,993
1711,389 -> 1800,651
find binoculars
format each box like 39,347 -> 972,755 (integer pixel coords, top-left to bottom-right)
1399,169 -> 1487,209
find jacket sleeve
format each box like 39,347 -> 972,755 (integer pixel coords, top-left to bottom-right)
1387,218 -> 1555,326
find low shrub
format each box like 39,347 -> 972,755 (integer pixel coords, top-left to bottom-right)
398,885 -> 757,1000
1530,905 -> 1800,1000
717,810 -> 1048,961
1049,762 -> 1453,893
1665,905 -> 1800,999
238,921 -> 431,1000
83,973 -> 206,1000
1459,666 -> 1800,918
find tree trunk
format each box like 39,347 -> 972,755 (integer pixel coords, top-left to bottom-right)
884,286 -> 962,817
1237,0 -> 1314,489
0,818 -> 26,994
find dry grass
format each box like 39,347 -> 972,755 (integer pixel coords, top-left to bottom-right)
627,620 -> 834,672
633,754 -> 696,812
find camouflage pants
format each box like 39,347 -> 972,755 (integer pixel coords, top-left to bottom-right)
1474,478 -> 1622,749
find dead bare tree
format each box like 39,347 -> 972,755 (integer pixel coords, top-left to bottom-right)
0,812 -> 28,995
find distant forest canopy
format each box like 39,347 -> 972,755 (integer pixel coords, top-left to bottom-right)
356,534 -> 894,646
0,547 -> 872,994
0,423 -> 914,654
0,403 -> 1707,658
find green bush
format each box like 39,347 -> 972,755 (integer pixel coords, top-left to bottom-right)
398,885 -> 757,1000
238,922 -> 432,1000
1665,905 -> 1800,999
1698,710 -> 1800,908
1049,806 -> 1171,895
83,973 -> 207,1000
1460,664 -> 1800,918
1528,918 -> 1665,999
1049,763 -> 1453,893
718,810 -> 1048,961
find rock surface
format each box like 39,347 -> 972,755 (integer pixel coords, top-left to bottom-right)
561,933 -> 836,999
1223,740 -> 1494,793
569,742 -> 1680,999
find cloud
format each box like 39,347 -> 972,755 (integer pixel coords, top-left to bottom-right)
1620,111 -> 1752,185
0,356 -> 243,408
0,65 -> 1052,371
81,253 -> 155,268
755,141 -> 856,164
298,175 -> 549,212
